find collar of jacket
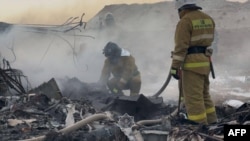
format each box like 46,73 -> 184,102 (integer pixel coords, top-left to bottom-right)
178,9 -> 196,19
121,48 -> 130,56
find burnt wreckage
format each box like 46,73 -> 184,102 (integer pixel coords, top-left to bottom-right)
1,59 -> 250,141
0,58 -> 30,95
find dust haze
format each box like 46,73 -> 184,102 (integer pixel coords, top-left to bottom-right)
1,0 -> 250,101
1,0 -> 166,24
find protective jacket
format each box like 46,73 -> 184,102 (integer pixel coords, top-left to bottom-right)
172,9 -> 215,74
171,9 -> 218,124
100,49 -> 141,95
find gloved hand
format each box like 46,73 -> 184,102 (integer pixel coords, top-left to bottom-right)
170,67 -> 181,80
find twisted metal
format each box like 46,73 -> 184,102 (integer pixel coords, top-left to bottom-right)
0,59 -> 30,95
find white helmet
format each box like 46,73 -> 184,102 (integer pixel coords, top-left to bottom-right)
175,0 -> 196,10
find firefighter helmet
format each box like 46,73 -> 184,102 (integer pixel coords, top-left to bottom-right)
175,0 -> 201,11
104,12 -> 115,26
103,42 -> 121,57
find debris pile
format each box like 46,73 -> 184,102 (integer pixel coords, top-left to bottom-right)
0,60 -> 250,141
0,90 -> 124,141
1,74 -> 250,141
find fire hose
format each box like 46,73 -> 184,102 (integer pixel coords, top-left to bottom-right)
151,67 -> 184,117
152,70 -> 172,97
20,113 -> 111,141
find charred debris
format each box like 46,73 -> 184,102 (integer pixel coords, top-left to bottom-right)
0,58 -> 250,141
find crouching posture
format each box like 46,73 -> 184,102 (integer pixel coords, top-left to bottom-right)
99,42 -> 141,96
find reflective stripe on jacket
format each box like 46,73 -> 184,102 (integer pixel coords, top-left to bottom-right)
172,9 -> 215,75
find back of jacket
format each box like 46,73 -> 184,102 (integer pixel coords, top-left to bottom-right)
172,9 -> 215,75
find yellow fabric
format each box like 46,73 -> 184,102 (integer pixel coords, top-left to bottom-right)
171,9 -> 215,75
191,34 -> 214,42
184,62 -> 209,68
172,54 -> 185,61
99,55 -> 141,95
170,69 -> 177,74
188,112 -> 206,121
192,19 -> 214,30
206,107 -> 216,114
186,92 -> 216,122
100,56 -> 138,83
171,9 -> 218,125
113,88 -> 118,94
182,70 -> 217,124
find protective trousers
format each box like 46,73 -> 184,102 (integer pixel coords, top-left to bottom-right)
182,70 -> 217,125
107,74 -> 141,96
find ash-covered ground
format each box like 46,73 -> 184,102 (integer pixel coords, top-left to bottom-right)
1,75 -> 250,141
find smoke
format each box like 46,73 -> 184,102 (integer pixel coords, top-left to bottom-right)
0,1 -> 180,102
0,25 -> 104,89
0,1 -> 179,101
79,2 -> 181,99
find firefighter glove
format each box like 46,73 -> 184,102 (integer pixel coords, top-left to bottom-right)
112,88 -> 119,94
170,67 -> 180,80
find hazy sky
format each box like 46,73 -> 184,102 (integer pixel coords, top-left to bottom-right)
0,0 -> 247,25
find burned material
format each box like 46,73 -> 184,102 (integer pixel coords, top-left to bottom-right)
58,77 -> 169,121
0,76 -> 250,141
103,94 -> 165,121
28,78 -> 62,100
0,58 -> 29,95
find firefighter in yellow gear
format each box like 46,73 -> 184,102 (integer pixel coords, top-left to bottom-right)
99,42 -> 141,96
170,0 -> 218,125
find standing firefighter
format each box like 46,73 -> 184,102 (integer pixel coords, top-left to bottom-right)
170,0 -> 218,125
99,42 -> 141,96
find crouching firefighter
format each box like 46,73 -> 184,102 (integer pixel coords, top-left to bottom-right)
170,0 -> 218,125
98,41 -> 141,96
